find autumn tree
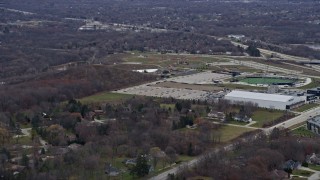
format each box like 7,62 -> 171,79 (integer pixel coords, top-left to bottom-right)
130,154 -> 149,177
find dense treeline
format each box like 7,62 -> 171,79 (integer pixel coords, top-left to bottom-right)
0,97 -> 229,179
0,65 -> 155,115
1,0 -> 320,79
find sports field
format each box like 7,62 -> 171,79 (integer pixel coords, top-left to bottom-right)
240,77 -> 296,85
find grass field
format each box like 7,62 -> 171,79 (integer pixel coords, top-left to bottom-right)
79,92 -> 133,104
292,169 -> 313,177
251,109 -> 285,128
219,125 -> 254,142
291,126 -> 316,137
308,164 -> 320,171
240,77 -> 296,85
294,103 -> 319,112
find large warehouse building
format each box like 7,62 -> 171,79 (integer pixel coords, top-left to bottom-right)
224,90 -> 305,110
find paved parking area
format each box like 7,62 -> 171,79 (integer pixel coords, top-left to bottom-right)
114,71 -> 229,100
167,71 -> 230,84
115,84 -> 211,100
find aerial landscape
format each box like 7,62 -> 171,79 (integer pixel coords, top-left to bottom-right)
1,0 -> 320,179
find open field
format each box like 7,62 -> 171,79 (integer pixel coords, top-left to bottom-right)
219,125 -> 254,142
294,103 -> 320,112
122,53 -> 229,68
240,77 -> 296,85
251,109 -> 285,128
79,92 -> 133,104
154,81 -> 224,92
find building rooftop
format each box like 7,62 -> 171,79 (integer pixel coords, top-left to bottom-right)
225,90 -> 295,102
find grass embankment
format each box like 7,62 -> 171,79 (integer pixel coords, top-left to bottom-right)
291,126 -> 316,137
299,78 -> 320,89
79,92 -> 133,104
251,109 -> 285,128
294,103 -> 319,112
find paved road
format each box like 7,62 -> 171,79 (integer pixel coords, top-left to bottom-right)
230,41 -> 312,62
150,145 -> 230,180
299,167 -> 320,180
150,106 -> 320,180
265,106 -> 320,134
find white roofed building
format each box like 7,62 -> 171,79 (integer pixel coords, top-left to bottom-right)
224,90 -> 305,110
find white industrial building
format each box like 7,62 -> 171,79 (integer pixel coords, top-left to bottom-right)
224,90 -> 305,110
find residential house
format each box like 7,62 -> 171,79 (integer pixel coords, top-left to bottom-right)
307,116 -> 320,134
105,163 -> 120,176
306,153 -> 320,165
207,111 -> 225,121
233,114 -> 252,123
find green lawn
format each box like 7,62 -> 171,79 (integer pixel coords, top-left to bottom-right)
308,164 -> 320,171
251,109 -> 285,128
79,92 -> 133,104
291,126 -> 316,137
160,104 -> 175,111
227,120 -> 249,126
294,103 -> 319,112
240,77 -> 296,85
219,125 -> 254,142
292,169 -> 313,177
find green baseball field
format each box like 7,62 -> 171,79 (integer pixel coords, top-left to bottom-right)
240,77 -> 296,85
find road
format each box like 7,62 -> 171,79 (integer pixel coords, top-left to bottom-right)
230,41 -> 312,62
299,167 -> 320,180
150,106 -> 320,180
150,145 -> 229,180
265,106 -> 320,133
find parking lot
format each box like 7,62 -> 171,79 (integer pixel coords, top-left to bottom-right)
114,84 -> 211,100
167,71 -> 230,84
114,71 -> 230,100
